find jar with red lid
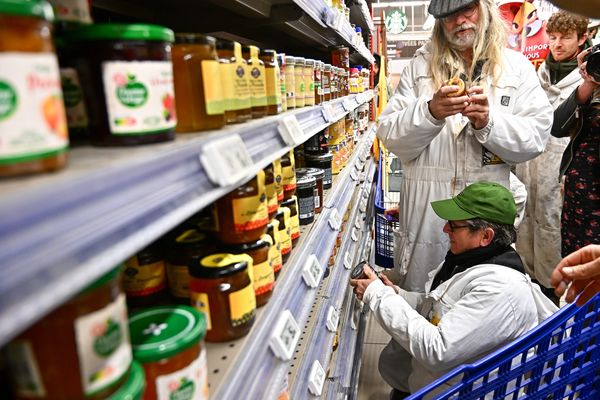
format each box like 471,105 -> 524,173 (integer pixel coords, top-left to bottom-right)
275,207 -> 293,263
226,238 -> 274,307
214,170 -> 268,244
281,196 -> 300,247
281,150 -> 296,201
189,253 -> 256,342
266,220 -> 283,277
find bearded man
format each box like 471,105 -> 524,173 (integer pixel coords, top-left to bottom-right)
376,0 -> 553,292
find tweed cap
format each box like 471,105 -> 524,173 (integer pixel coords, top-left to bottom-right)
428,0 -> 477,18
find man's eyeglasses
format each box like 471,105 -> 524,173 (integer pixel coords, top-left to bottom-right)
441,3 -> 479,23
447,221 -> 472,232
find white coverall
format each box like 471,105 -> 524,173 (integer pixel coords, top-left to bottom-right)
515,64 -> 581,288
376,44 -> 552,291
363,264 -> 558,396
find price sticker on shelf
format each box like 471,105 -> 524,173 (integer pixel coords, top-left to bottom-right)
350,170 -> 359,181
342,98 -> 353,112
328,209 -> 342,230
200,134 -> 254,187
326,306 -> 339,332
322,103 -> 335,123
278,114 -> 305,146
308,360 -> 326,396
302,254 -> 323,289
356,93 -> 365,104
354,218 -> 362,229
344,252 -> 353,270
269,310 -> 301,361
351,227 -> 359,242
359,200 -> 367,214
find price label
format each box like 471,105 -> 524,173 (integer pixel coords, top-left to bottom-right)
335,10 -> 345,31
351,227 -> 359,242
359,200 -> 367,213
328,209 -> 342,230
350,170 -> 359,181
342,98 -> 352,111
200,134 -> 254,187
354,218 -> 361,229
344,252 -> 353,270
302,254 -> 323,288
322,103 -> 335,123
278,114 -> 305,146
269,310 -> 301,360
308,360 -> 326,396
356,93 -> 365,104
326,306 -> 339,332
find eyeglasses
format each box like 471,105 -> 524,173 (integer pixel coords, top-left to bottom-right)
447,221 -> 472,232
441,3 -> 479,23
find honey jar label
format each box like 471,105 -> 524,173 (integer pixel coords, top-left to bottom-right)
218,63 -> 234,113
268,244 -> 283,273
0,53 -> 68,163
156,349 -> 208,400
290,216 -> 300,240
49,0 -> 93,23
101,61 -> 176,135
248,63 -> 267,107
200,60 -> 225,115
266,182 -> 278,215
124,257 -> 166,297
282,165 -> 296,191
60,67 -> 89,129
265,67 -> 282,107
232,191 -> 268,232
253,259 -> 274,294
166,264 -> 191,299
4,341 -> 47,397
229,284 -> 256,327
74,293 -> 132,395
191,292 -> 212,331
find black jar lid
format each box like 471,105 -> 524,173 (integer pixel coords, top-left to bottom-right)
175,33 -> 216,46
227,238 -> 270,254
296,167 -> 324,180
216,39 -> 235,51
261,49 -> 276,58
305,152 -> 333,162
191,253 -> 252,279
281,196 -> 297,208
296,174 -> 316,189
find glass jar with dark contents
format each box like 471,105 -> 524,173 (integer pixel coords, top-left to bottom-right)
305,152 -> 333,189
295,174 -> 316,225
297,167 -> 324,214
275,207 -> 293,263
264,163 -> 278,220
226,238 -> 274,307
281,150 -> 296,200
266,220 -> 283,277
123,241 -> 167,308
259,49 -> 282,115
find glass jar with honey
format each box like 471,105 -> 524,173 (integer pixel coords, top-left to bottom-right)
259,49 -> 282,115
284,55 -> 295,109
226,238 -> 274,307
216,40 -> 252,123
242,45 -> 267,119
266,221 -> 283,278
294,56 -> 305,108
264,163 -> 278,220
281,150 -> 296,201
275,207 -> 293,263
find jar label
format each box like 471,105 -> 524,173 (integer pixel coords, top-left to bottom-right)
155,349 -> 208,400
4,341 -> 47,397
277,227 -> 292,255
102,61 -> 176,135
218,62 -> 236,112
191,292 -> 212,331
60,67 -> 89,129
266,181 -> 278,215
295,75 -> 305,96
74,293 -> 132,396
285,68 -> 295,101
268,244 -> 283,274
298,195 -> 315,220
290,215 -> 300,240
248,64 -> 267,107
232,186 -> 268,233
314,188 -> 321,209
49,0 -> 93,23
166,264 -> 191,299
230,63 -> 252,110
229,284 -> 256,327
123,257 -> 166,297
253,259 -> 274,295
200,61 -> 225,115
282,164 -> 296,191
265,67 -> 281,107
0,53 -> 68,163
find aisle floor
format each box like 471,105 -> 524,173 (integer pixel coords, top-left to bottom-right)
357,312 -> 392,400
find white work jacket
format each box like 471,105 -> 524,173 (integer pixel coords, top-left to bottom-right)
376,44 -> 552,291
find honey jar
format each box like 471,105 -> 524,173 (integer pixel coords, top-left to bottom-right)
123,241 -> 167,308
259,49 -> 282,115
264,163 -> 278,220
216,40 -> 252,123
227,238 -> 274,307
294,56 -> 305,108
281,196 -> 301,247
281,150 -> 296,201
284,55 -> 295,109
190,254 -> 256,342
266,221 -> 283,277
242,45 -> 267,119
276,207 -> 293,263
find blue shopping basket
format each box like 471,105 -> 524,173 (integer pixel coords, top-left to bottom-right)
407,294 -> 600,399
374,153 -> 399,268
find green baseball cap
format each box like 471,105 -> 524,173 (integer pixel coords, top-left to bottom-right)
430,182 -> 516,225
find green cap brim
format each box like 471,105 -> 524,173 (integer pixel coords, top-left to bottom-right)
431,198 -> 478,221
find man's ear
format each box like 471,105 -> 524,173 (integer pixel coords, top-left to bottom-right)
481,227 -> 495,247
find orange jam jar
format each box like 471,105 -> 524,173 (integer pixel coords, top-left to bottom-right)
190,254 -> 256,342
5,267 -> 132,400
0,0 -> 68,177
129,306 -> 208,400
227,238 -> 274,307
264,163 -> 278,220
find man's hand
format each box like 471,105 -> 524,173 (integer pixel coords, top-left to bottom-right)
384,206 -> 400,222
350,265 -> 378,300
551,244 -> 600,306
462,86 -> 489,130
428,84 -> 470,120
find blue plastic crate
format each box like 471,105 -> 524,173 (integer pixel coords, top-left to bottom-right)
407,294 -> 600,399
374,154 -> 399,268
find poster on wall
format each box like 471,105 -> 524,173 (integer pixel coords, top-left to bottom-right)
498,0 -> 558,69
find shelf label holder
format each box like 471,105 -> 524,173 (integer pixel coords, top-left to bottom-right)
269,310 -> 301,361
302,254 -> 323,289
200,134 -> 254,187
278,115 -> 305,147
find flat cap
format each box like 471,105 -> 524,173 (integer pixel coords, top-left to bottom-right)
428,0 -> 477,18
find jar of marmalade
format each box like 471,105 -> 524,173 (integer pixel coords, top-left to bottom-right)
172,33 -> 225,132
226,238 -> 274,307
259,49 -> 282,115
190,254 -> 256,342
276,207 -> 293,263
214,170 -> 268,244
216,40 -> 252,123
123,241 -> 167,309
281,196 -> 300,247
5,267 -> 132,399
264,163 -> 278,220
0,0 -> 68,177
129,306 -> 208,400
73,23 -> 176,146
266,221 -> 283,277
281,150 -> 296,201
243,45 -> 267,119
106,361 -> 145,400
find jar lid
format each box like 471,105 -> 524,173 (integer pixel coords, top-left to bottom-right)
129,306 -> 206,363
174,229 -> 207,246
261,49 -> 276,58
75,23 -> 174,42
285,55 -> 295,63
242,44 -> 259,54
216,39 -> 235,51
107,361 -> 145,400
297,167 -> 324,180
0,0 -> 53,21
324,64 -> 332,71
175,33 -> 216,46
305,152 -> 333,162
227,238 -> 270,254
192,253 -> 252,279
305,59 -> 315,66
296,174 -> 316,189
276,207 -> 291,221
294,56 -> 305,63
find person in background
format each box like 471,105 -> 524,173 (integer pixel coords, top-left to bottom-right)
351,182 -> 557,399
550,45 -> 600,261
375,0 -> 552,291
515,11 -> 590,304
589,20 -> 600,45
395,41 -> 404,59
552,244 -> 600,306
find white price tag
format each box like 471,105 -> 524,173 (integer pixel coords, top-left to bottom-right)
351,227 -> 359,242
342,98 -> 352,111
359,172 -> 367,182
328,209 -> 342,230
335,10 -> 344,31
350,170 -> 359,181
326,306 -> 339,332
308,360 -> 326,396
322,103 -> 334,123
344,252 -> 353,270
302,254 -> 323,288
356,93 -> 365,104
269,310 -> 301,361
359,200 -> 367,214
278,115 -> 305,146
354,218 -> 362,229
200,134 -> 254,187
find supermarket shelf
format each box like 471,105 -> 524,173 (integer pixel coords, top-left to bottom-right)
211,127 -> 376,400
289,152 -> 377,399
0,91 -> 374,347
349,0 -> 375,34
